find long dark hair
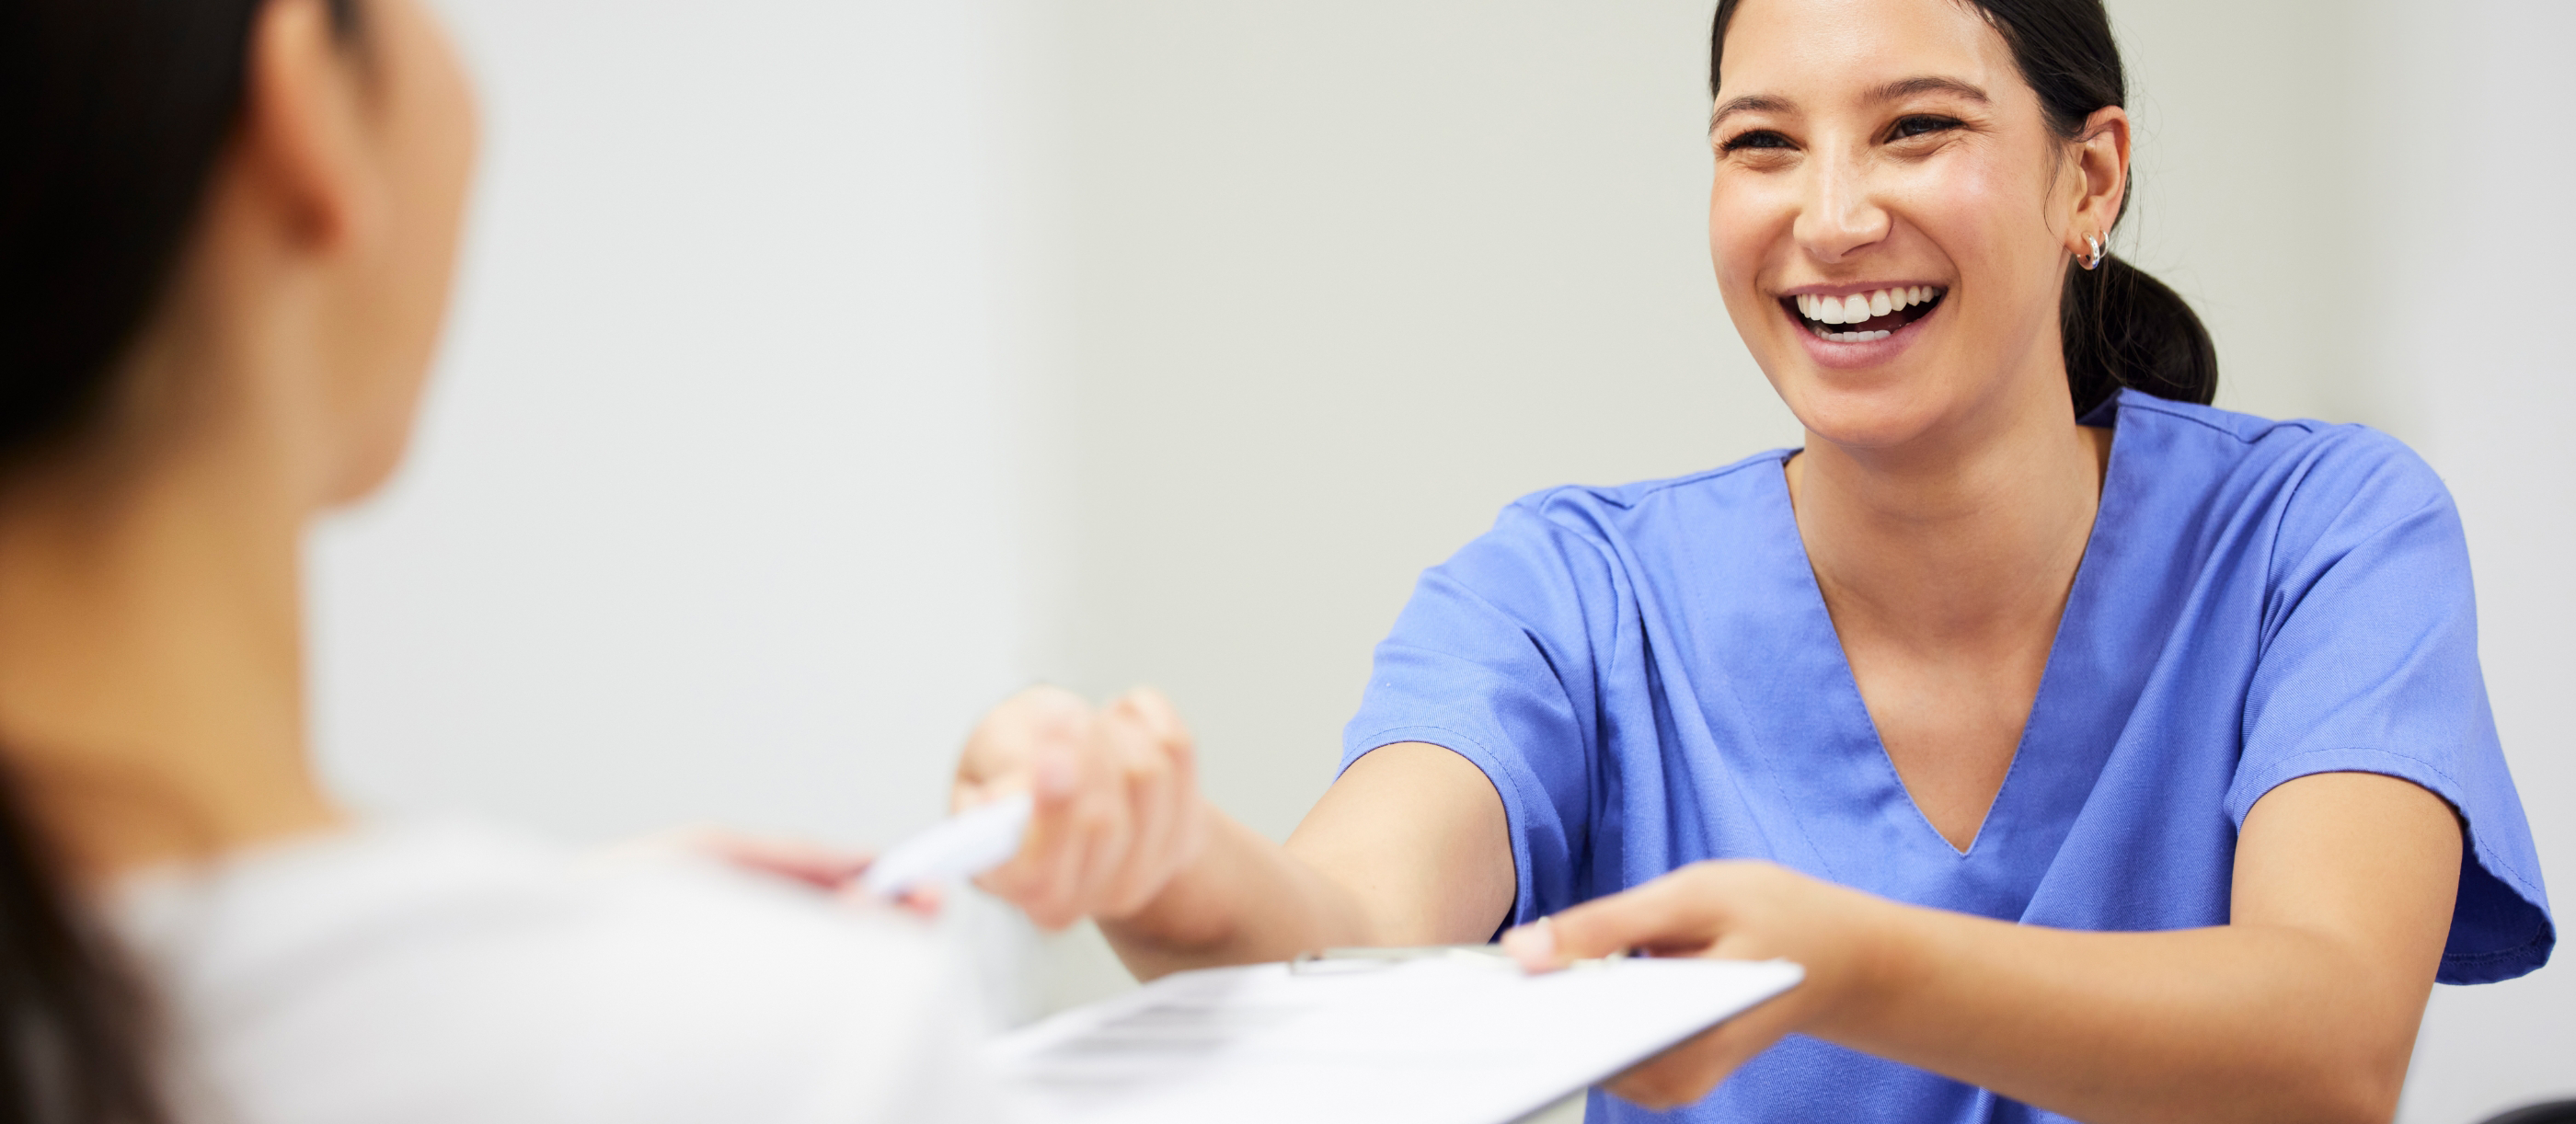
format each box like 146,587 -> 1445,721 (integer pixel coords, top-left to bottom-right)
1708,0 -> 2219,416
0,0 -> 359,1119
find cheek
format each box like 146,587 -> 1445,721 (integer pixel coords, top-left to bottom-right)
333,4 -> 478,502
1894,149 -> 2057,300
1707,174 -> 1796,315
398,15 -> 477,315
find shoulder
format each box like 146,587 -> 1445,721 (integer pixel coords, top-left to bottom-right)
1505,448 -> 1790,525
120,823 -> 1002,1124
2112,390 -> 2446,509
2107,391 -> 2456,560
1470,448 -> 1791,559
1418,450 -> 1789,609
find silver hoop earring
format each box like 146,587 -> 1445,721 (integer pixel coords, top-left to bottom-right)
2081,235 -> 2106,271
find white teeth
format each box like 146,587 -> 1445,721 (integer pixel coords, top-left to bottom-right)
1818,328 -> 1892,343
1792,286 -> 1947,330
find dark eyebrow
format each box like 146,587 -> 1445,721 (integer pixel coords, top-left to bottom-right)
1708,94 -> 1793,134
1867,76 -> 1989,105
1708,77 -> 1986,134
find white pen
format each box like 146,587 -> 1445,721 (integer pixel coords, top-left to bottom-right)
857,792 -> 1036,900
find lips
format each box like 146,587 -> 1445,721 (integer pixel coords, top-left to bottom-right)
1781,285 -> 1946,342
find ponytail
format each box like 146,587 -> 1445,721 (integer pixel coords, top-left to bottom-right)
1710,0 -> 2220,417
2063,255 -> 2217,416
0,0 -> 362,1118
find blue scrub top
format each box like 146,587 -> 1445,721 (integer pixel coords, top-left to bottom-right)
1340,391 -> 2553,1124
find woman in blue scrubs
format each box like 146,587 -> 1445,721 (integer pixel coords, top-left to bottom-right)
955,0 -> 2554,1118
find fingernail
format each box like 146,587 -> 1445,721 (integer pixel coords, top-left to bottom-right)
1501,916 -> 1558,969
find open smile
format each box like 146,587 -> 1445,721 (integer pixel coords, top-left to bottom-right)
1779,285 -> 1948,342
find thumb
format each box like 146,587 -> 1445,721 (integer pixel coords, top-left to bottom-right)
1503,877 -> 1720,971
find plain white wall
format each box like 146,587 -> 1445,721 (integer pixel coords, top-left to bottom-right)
309,0 -> 1029,850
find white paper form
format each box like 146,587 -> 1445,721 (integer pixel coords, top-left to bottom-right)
986,954 -> 1803,1124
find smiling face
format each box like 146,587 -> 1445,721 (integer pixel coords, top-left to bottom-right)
1708,0 -> 2119,452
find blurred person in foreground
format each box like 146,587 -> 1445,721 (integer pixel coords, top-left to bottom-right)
0,1 -> 1002,1121
952,0 -> 2553,1120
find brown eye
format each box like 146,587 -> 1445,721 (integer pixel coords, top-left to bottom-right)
1889,115 -> 1961,141
1720,129 -> 1792,154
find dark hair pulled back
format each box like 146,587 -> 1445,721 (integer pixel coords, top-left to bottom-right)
1709,0 -> 2218,416
0,0 -> 359,1120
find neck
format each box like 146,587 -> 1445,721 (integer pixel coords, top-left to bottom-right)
1787,383 -> 2110,654
0,316 -> 340,884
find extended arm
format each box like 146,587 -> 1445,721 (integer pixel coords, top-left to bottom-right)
1517,771 -> 2460,1124
1101,741 -> 1513,977
957,686 -> 1513,979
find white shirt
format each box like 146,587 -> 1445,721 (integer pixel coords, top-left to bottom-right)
112,822 -> 1011,1124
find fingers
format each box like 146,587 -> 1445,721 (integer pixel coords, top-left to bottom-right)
967,685 -> 1207,930
1103,716 -> 1175,913
1604,1023 -> 1736,1109
1000,739 -> 1098,927
1098,689 -> 1202,915
1504,861 -> 1832,1109
955,683 -> 1093,805
1068,699 -> 1155,898
894,882 -> 945,920
701,832 -> 874,889
1507,866 -> 1733,969
602,825 -> 873,890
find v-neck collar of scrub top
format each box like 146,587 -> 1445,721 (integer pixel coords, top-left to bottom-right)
1708,415 -> 2139,920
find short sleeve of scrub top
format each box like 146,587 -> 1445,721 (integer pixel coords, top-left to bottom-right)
1340,391 -> 2552,1124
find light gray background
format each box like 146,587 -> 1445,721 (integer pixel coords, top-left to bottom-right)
313,1 -> 2570,1119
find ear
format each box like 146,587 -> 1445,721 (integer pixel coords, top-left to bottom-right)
2064,106 -> 2131,261
236,0 -> 384,255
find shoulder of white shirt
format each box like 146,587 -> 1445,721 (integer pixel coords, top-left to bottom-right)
108,819 -> 1013,1124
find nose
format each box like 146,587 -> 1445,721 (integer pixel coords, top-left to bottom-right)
1791,155 -> 1892,263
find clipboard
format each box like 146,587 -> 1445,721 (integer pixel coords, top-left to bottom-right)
986,950 -> 1802,1124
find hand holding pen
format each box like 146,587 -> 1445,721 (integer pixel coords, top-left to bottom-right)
952,685 -> 1213,930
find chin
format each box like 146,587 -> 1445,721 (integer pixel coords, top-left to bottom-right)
1728,278 -> 1999,453
1765,361 -> 1965,453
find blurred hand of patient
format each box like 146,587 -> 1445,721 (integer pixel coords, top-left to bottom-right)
598,825 -> 944,918
954,686 -> 1210,929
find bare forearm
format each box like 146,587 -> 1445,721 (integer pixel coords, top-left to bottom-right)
1098,744 -> 1517,980
1830,774 -> 2458,1124
1831,909 -> 2424,1124
1098,809 -> 1377,980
